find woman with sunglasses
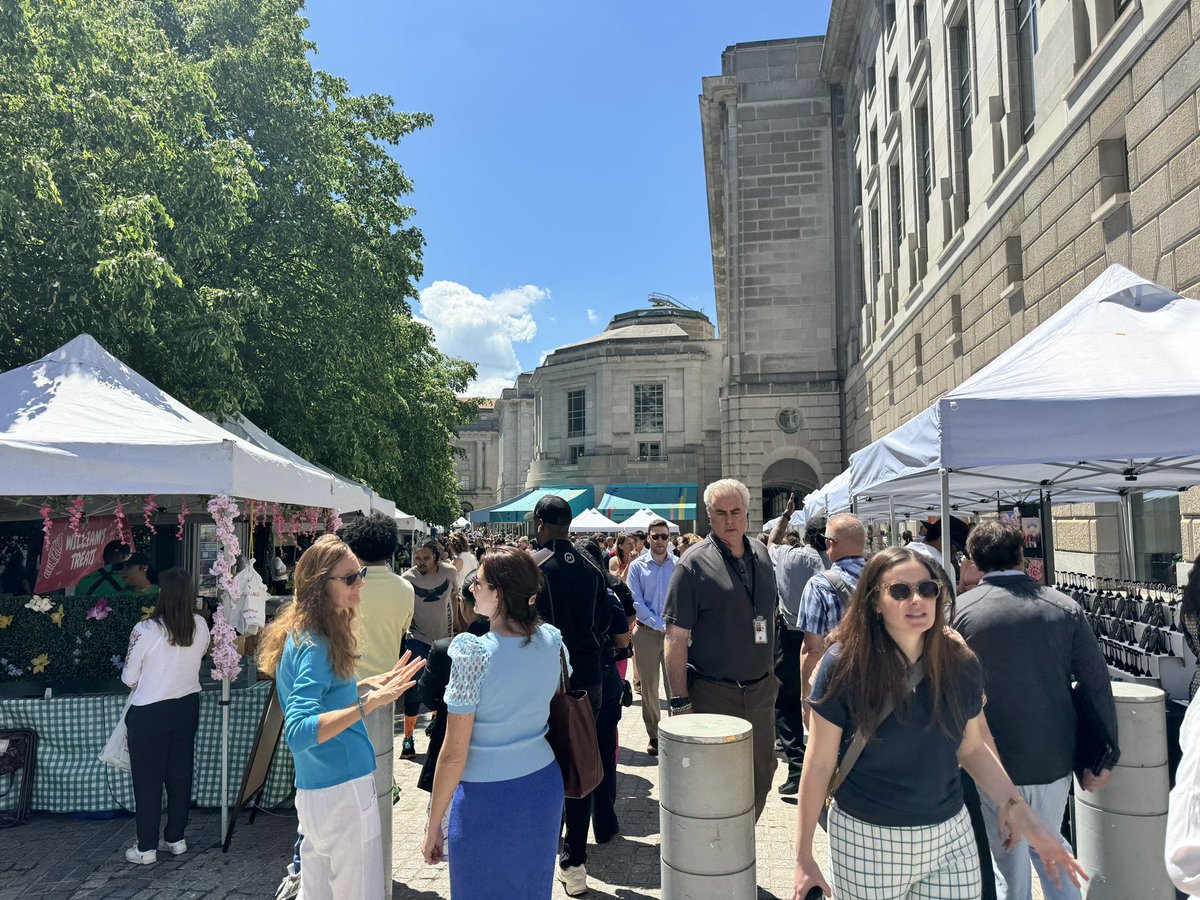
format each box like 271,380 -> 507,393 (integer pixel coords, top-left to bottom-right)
421,546 -> 566,899
257,534 -> 425,900
792,546 -> 1086,900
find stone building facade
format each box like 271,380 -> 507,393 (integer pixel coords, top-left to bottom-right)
700,38 -> 858,522
453,382 -> 536,516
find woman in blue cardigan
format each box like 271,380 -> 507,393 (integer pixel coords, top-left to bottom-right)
421,545 -> 566,898
257,534 -> 425,900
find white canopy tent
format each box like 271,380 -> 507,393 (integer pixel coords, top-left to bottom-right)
570,507 -> 622,533
0,335 -> 356,508
621,508 -> 681,534
762,509 -> 808,533
395,510 -> 428,533
450,516 -> 470,529
801,469 -> 853,523
848,265 -> 1200,566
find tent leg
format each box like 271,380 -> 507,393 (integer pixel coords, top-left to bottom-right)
1118,494 -> 1137,579
939,468 -> 952,563
888,497 -> 896,548
221,677 -> 230,847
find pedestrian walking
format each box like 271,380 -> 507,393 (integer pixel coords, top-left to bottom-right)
953,521 -> 1117,900
529,495 -> 609,896
420,547 -> 567,899
400,538 -> 457,759
626,518 -> 675,757
792,546 -> 1087,900
257,534 -> 424,900
767,494 -> 828,796
664,478 -> 779,820
120,568 -> 209,864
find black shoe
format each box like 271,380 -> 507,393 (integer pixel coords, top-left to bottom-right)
400,736 -> 416,759
647,739 -> 658,757
778,776 -> 800,796
620,680 -> 633,708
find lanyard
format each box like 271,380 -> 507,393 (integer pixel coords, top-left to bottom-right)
714,535 -> 757,610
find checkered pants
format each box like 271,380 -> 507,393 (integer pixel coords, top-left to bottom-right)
828,801 -> 982,900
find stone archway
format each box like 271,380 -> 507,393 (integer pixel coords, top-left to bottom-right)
761,457 -> 820,522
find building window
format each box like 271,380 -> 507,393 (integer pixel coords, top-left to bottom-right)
566,389 -> 585,438
912,1 -> 927,41
637,441 -> 663,461
888,73 -> 899,115
870,205 -> 882,284
1131,494 -> 1182,582
1016,0 -> 1039,140
952,23 -> 974,212
888,162 -> 903,274
867,63 -> 877,98
569,444 -> 585,464
885,1 -> 897,35
633,382 -> 664,433
915,105 -> 932,226
870,125 -> 879,166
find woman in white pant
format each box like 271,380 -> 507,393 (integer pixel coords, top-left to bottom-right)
257,534 -> 425,900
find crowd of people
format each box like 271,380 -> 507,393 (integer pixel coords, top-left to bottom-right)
105,479 -> 1200,900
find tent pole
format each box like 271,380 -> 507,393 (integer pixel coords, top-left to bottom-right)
220,676 -> 230,845
939,468 -> 952,563
888,497 -> 896,547
1118,493 -> 1137,579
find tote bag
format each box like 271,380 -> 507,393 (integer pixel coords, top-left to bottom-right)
99,695 -> 133,771
546,649 -> 603,800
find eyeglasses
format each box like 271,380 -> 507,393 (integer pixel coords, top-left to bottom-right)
649,533 -> 670,541
882,580 -> 940,602
326,566 -> 368,587
822,535 -> 838,544
471,579 -> 493,591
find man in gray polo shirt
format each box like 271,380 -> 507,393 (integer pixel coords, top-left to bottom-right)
664,478 -> 779,820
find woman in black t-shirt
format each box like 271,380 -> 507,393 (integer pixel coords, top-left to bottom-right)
792,546 -> 1086,900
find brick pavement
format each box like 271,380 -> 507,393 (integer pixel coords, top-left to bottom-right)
0,689 -> 1047,899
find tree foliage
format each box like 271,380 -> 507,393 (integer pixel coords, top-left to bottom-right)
0,0 -> 477,524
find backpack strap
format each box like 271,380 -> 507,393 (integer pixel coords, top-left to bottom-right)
823,569 -> 853,605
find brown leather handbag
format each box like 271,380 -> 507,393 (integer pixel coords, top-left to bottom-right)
546,649 -> 603,799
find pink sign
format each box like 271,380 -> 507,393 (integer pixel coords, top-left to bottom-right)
35,515 -> 121,593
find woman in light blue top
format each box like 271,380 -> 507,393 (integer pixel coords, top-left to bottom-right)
257,534 -> 424,900
421,545 -> 566,898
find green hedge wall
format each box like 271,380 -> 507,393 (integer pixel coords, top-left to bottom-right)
0,593 -> 157,683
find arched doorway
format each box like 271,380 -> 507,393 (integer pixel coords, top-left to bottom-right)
761,457 -> 820,522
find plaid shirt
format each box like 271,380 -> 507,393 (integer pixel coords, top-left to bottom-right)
797,556 -> 865,636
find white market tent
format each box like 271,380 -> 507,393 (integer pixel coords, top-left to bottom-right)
570,507 -> 622,533
0,335 -> 358,508
450,516 -> 470,529
848,265 -> 1200,543
395,509 -> 429,534
762,509 -> 808,533
621,508 -> 681,533
801,469 -> 853,523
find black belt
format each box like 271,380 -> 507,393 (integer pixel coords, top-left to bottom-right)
691,670 -> 771,689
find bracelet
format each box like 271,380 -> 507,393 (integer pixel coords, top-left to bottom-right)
357,696 -> 368,721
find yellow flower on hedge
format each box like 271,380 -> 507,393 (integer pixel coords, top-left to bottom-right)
141,605 -> 156,621
0,614 -> 12,629
50,605 -> 65,627
31,653 -> 49,674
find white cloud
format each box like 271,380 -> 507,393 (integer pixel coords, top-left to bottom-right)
417,280 -> 546,397
586,309 -> 599,324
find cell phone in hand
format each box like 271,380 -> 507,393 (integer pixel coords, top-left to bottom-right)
805,889 -> 825,900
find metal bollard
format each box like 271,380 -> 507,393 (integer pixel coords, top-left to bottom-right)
1074,682 -> 1173,899
658,713 -> 756,897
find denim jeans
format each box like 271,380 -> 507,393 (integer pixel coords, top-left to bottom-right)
979,774 -> 1080,900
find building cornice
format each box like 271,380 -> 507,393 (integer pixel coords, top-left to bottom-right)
821,0 -> 866,84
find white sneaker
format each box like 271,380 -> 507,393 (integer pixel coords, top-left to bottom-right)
274,872 -> 301,900
557,864 -> 588,896
125,846 -> 157,865
158,838 -> 187,855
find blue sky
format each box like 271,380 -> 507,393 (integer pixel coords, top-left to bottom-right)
304,1 -> 833,395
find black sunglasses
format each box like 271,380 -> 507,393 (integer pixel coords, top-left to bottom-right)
882,580 -> 940,601
649,533 -> 671,541
326,566 -> 368,587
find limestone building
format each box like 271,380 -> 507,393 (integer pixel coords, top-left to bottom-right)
697,0 -> 1200,578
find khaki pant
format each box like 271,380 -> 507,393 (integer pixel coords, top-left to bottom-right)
689,675 -> 780,821
631,625 -> 666,741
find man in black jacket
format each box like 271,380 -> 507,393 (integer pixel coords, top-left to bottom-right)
529,495 -> 608,897
953,520 -> 1118,900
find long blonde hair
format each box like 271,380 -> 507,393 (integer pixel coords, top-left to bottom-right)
257,534 -> 360,680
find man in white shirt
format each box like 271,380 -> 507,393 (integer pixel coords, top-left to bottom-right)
627,518 -> 676,756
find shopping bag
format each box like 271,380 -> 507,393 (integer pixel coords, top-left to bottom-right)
99,695 -> 133,771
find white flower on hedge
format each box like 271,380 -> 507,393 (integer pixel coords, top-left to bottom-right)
24,595 -> 53,613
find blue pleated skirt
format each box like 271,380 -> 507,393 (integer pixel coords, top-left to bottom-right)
448,760 -> 565,899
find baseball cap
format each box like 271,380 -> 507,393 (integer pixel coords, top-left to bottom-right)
526,495 -> 573,526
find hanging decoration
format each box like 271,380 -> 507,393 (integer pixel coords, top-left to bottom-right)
325,508 -> 343,535
39,501 -> 53,538
142,495 -> 158,535
177,496 -> 190,542
113,499 -> 129,546
206,495 -> 243,682
67,496 -> 85,536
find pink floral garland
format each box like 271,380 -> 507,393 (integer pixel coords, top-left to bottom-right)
113,499 -> 129,546
176,497 -> 189,542
325,509 -> 343,534
142,495 -> 157,535
206,495 -> 243,682
67,496 -> 85,535
39,502 -> 53,538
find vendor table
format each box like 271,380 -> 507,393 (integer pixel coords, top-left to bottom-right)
0,680 -> 295,813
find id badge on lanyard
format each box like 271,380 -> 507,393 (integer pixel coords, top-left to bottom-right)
753,616 -> 768,644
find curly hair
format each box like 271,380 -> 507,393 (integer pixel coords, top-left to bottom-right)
336,512 -> 399,563
257,534 -> 360,680
448,532 -> 468,555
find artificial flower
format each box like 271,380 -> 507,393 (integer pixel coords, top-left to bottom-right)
86,599 -> 111,621
31,653 -> 49,674
24,595 -> 53,613
0,614 -> 12,629
50,605 -> 64,627
141,605 -> 156,621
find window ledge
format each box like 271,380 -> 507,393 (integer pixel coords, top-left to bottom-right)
1066,0 -> 1143,104
999,280 -> 1024,303
937,227 -> 966,267
884,110 -> 902,148
985,144 -> 1029,207
1091,192 -> 1131,224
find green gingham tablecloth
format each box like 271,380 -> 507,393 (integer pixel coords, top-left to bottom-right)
0,680 -> 295,813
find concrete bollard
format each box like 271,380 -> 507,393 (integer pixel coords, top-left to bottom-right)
658,713 -> 756,897
1074,682 -> 1173,899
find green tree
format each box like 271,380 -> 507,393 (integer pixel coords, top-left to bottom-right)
0,0 -> 477,524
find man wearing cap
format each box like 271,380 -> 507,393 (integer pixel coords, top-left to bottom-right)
76,540 -> 131,596
529,495 -> 610,897
663,478 -> 780,821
